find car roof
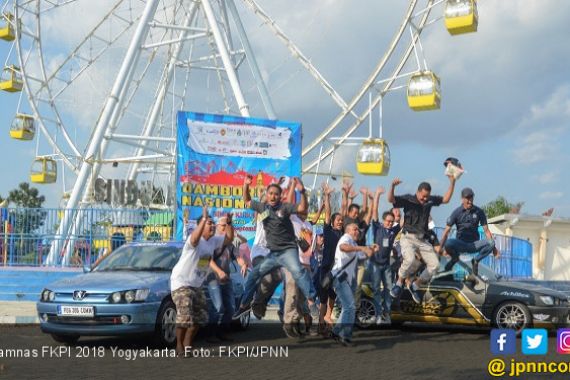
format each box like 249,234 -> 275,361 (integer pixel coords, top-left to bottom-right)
123,241 -> 184,248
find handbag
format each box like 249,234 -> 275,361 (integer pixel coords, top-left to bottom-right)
320,256 -> 356,289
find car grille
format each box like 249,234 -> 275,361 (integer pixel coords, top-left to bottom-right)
46,315 -> 125,325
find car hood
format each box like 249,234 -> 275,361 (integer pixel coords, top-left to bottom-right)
44,271 -> 170,293
489,280 -> 567,299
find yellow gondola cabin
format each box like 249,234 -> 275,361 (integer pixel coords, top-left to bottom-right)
356,138 -> 390,176
0,65 -> 23,92
10,114 -> 35,140
407,71 -> 441,111
30,157 -> 57,184
0,13 -> 16,41
444,0 -> 478,35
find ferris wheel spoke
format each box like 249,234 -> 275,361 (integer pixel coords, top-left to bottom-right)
39,0 -> 83,14
240,0 -> 355,118
303,0 -> 435,173
42,1 -> 138,100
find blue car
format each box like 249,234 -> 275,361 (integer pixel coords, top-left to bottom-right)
36,242 -> 250,346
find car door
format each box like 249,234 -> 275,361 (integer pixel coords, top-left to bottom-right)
394,257 -> 488,326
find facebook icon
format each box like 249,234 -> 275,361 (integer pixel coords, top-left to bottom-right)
491,329 -> 516,355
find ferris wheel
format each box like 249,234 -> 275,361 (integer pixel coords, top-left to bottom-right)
0,0 -> 478,265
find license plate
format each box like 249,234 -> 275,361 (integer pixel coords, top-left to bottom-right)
57,305 -> 94,317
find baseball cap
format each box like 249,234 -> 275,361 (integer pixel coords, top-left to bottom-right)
461,187 -> 474,198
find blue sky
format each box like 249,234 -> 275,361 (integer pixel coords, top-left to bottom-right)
1,0 -> 569,225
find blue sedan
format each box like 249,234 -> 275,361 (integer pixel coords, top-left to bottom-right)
36,242 -> 250,346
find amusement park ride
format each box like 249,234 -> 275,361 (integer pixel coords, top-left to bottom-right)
0,0 -> 478,265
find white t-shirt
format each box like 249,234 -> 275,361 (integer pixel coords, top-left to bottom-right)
290,215 -> 313,266
331,234 -> 366,284
170,235 -> 224,291
250,218 -> 270,261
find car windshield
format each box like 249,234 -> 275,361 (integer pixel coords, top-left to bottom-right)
437,255 -> 500,282
94,245 -> 181,272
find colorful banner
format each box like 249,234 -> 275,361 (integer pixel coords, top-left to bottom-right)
176,111 -> 302,241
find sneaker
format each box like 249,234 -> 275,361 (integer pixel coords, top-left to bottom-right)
332,333 -> 355,347
390,284 -> 402,299
382,313 -> 391,325
282,324 -> 303,340
407,283 -> 422,304
232,304 -> 251,320
375,315 -> 384,325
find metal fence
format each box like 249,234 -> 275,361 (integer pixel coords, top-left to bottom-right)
0,207 -> 174,267
433,227 -> 533,279
1,207 -> 533,276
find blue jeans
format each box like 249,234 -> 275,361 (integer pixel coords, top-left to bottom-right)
333,276 -> 355,340
368,261 -> 392,316
207,278 -> 235,327
444,238 -> 494,262
241,247 -> 315,306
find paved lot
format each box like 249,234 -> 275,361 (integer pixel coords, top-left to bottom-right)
0,323 -> 568,379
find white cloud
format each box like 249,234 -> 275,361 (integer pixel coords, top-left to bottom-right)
512,130 -> 560,165
511,84 -> 570,165
539,191 -> 563,200
535,171 -> 559,185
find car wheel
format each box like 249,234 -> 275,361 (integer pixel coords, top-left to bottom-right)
155,299 -> 177,347
50,334 -> 79,345
492,301 -> 532,334
356,297 -> 377,329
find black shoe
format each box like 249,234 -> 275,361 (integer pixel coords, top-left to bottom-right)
338,337 -> 356,347
472,259 -> 479,276
330,332 -> 355,347
407,283 -> 422,304
232,305 -> 251,320
444,257 -> 459,272
294,322 -> 307,338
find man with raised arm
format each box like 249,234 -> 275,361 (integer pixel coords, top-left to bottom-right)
232,174 -> 316,322
387,175 -> 456,304
170,206 -> 233,357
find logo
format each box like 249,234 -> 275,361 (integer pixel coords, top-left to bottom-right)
522,329 -> 548,354
499,291 -> 530,298
73,290 -> 87,301
491,329 -> 516,355
557,329 -> 570,354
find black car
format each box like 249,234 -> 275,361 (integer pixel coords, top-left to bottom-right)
357,257 -> 569,334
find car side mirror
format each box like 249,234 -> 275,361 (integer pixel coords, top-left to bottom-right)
83,264 -> 92,273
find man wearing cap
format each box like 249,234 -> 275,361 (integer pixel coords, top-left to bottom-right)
439,187 -> 499,275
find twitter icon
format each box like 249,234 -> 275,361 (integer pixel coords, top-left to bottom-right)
522,329 -> 548,355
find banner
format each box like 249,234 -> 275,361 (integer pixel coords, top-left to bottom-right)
176,111 -> 302,241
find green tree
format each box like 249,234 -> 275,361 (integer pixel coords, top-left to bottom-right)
8,182 -> 45,208
482,196 -> 524,219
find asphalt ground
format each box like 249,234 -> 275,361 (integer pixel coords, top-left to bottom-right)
1,323 -> 569,380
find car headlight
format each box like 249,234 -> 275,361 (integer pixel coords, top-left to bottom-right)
48,291 -> 55,301
539,295 -> 554,306
135,289 -> 149,301
111,292 -> 122,303
124,290 -> 135,303
40,289 -> 48,301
